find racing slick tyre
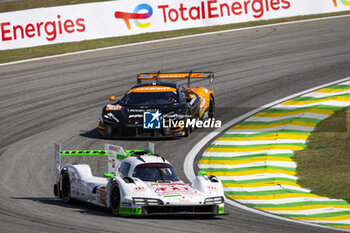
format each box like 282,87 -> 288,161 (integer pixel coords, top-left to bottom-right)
104,125 -> 114,138
110,183 -> 121,216
208,96 -> 215,119
61,170 -> 72,203
184,109 -> 192,137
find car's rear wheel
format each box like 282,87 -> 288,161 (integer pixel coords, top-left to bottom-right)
184,109 -> 192,137
110,183 -> 121,216
208,96 -> 215,119
61,170 -> 71,203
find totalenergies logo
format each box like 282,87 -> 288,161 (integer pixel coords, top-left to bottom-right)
332,0 -> 350,6
115,3 -> 153,29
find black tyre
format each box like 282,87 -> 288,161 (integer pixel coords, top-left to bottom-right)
208,96 -> 215,119
104,125 -> 114,137
61,170 -> 71,203
110,183 -> 121,216
184,109 -> 192,137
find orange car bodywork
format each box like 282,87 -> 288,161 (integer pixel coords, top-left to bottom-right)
189,87 -> 214,118
126,85 -> 214,119
128,86 -> 177,93
137,72 -> 215,119
99,72 -> 215,137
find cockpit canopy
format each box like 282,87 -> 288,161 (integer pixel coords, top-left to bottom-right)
132,163 -> 179,182
121,87 -> 178,105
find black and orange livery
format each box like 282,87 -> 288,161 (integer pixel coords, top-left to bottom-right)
98,72 -> 215,138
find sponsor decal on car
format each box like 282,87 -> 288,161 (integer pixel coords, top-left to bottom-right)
96,187 -> 107,205
121,202 -> 132,207
207,186 -> 218,191
129,114 -> 143,118
199,93 -> 207,116
134,186 -> 146,192
155,186 -> 198,195
129,86 -> 177,93
152,182 -> 186,186
106,104 -> 122,111
128,108 -> 157,112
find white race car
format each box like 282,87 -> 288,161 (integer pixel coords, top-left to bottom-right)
53,143 -> 226,216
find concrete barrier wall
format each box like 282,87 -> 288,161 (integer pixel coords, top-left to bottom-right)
0,0 -> 349,50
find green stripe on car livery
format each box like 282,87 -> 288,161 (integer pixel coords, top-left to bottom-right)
60,149 -> 150,160
119,206 -> 142,215
60,150 -> 107,156
198,81 -> 350,230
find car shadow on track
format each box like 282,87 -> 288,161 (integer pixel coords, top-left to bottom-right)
79,128 -> 102,139
11,197 -> 224,220
10,197 -> 112,217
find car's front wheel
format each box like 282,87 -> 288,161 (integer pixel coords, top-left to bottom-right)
184,109 -> 192,137
110,183 -> 121,216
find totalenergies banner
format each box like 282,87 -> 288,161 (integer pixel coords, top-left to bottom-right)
0,0 -> 349,50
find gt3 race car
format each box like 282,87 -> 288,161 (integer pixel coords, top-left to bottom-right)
53,143 -> 226,216
98,72 -> 215,137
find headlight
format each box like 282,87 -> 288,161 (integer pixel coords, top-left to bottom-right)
133,198 -> 163,206
103,112 -> 112,119
204,196 -> 224,205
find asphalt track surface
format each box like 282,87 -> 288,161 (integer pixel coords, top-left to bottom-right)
1,16 -> 350,233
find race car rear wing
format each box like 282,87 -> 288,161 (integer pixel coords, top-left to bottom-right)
54,143 -> 155,182
137,71 -> 214,87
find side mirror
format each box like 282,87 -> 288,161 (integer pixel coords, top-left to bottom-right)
103,173 -> 115,178
109,96 -> 121,102
198,171 -> 207,176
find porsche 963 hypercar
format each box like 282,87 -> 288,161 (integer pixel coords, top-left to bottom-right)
53,143 -> 226,216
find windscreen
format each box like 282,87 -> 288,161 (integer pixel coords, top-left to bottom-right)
133,163 -> 179,182
121,91 -> 178,105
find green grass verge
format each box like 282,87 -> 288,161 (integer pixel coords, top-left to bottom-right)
294,107 -> 350,203
1,11 -> 350,64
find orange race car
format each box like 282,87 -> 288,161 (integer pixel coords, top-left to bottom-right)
98,72 -> 215,137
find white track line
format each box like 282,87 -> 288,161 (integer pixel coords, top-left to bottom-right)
184,76 -> 350,232
1,14 -> 350,67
